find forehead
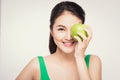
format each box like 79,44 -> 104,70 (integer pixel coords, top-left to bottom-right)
54,11 -> 82,28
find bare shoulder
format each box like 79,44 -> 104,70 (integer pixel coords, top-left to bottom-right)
16,57 -> 39,80
90,54 -> 102,65
89,54 -> 102,80
22,57 -> 39,71
90,54 -> 101,61
29,57 -> 39,67
29,57 -> 40,72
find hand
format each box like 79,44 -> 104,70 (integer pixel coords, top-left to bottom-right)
74,26 -> 92,57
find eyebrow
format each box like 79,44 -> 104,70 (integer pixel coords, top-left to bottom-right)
56,25 -> 66,28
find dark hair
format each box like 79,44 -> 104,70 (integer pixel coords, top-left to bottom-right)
49,1 -> 85,54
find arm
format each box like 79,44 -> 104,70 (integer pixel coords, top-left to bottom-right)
75,55 -> 91,80
75,54 -> 102,80
16,57 -> 38,80
74,26 -> 102,80
89,55 -> 102,80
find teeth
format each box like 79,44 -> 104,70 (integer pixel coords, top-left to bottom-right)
66,42 -> 72,44
64,42 -> 73,43
63,42 -> 74,47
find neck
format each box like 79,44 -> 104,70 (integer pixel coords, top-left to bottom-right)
52,49 -> 76,63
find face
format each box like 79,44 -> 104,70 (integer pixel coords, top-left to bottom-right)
51,11 -> 82,54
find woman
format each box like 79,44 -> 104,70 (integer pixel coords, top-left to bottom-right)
16,1 -> 102,80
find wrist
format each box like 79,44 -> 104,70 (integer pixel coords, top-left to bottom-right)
74,53 -> 85,59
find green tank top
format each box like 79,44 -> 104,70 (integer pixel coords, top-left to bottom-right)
38,54 -> 91,80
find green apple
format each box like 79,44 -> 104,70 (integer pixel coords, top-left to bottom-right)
71,23 -> 88,41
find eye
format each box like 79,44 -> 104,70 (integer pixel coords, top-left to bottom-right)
58,28 -> 65,31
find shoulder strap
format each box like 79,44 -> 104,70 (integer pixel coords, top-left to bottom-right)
38,56 -> 50,80
85,54 -> 91,68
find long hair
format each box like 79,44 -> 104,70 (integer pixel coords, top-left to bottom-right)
49,1 -> 85,54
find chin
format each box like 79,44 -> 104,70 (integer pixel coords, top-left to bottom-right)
62,48 -> 74,54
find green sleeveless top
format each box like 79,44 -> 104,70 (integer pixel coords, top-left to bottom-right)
38,54 -> 91,80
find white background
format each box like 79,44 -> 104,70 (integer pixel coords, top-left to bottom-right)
1,0 -> 120,80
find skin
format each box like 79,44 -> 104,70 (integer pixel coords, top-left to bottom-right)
16,11 -> 102,80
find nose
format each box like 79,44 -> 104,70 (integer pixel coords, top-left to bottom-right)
65,30 -> 73,40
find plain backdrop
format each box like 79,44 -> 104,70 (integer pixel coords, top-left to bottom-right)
1,0 -> 120,80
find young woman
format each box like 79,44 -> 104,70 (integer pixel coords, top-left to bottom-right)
16,1 -> 102,80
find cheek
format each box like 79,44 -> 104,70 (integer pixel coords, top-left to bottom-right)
53,32 -> 66,41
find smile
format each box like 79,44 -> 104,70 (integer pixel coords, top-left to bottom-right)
63,42 -> 74,47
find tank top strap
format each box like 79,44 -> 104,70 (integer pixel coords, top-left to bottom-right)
38,56 -> 50,80
37,55 -> 90,80
85,54 -> 91,68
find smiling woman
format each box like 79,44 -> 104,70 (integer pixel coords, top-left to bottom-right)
16,1 -> 102,80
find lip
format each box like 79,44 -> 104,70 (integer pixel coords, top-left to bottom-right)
63,41 -> 74,47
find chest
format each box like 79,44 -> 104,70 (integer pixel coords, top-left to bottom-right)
36,55 -> 91,80
46,63 -> 80,80
34,63 -> 80,80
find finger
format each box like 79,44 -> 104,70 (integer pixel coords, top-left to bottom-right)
84,26 -> 93,38
74,35 -> 86,49
74,35 -> 82,44
77,31 -> 88,47
77,32 -> 87,40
